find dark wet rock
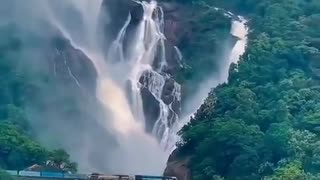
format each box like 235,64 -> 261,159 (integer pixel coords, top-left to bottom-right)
155,2 -> 191,77
164,158 -> 191,180
141,87 -> 161,134
100,0 -> 185,135
101,0 -> 143,30
164,149 -> 192,180
50,35 -> 97,93
139,70 -> 180,136
100,0 -> 187,76
160,2 -> 191,46
100,0 -> 144,51
162,78 -> 176,104
100,0 -> 185,137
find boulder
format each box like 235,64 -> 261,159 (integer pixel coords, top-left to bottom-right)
164,149 -> 192,180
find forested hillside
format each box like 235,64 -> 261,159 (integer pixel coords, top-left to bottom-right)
175,0 -> 320,179
3,0 -> 320,179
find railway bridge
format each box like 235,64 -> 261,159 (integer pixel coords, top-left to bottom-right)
5,170 -> 177,180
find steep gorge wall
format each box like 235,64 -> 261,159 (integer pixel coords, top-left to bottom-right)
1,0 -> 236,173
100,1 -> 237,176
101,0 -> 186,136
100,0 -> 234,137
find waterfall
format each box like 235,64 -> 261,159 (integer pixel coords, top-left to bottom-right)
44,0 -> 182,174
42,0 -> 247,170
114,0 -> 181,151
229,17 -> 248,64
7,0 -> 249,174
170,17 -> 249,149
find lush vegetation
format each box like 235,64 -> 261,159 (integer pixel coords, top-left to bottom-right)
0,25 -> 77,172
177,0 -> 320,179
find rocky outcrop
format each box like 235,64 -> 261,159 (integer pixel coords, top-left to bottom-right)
160,2 -> 191,46
159,1 -> 241,179
158,2 -> 191,76
139,70 -> 181,134
49,34 -> 97,93
164,149 -> 192,180
100,0 -> 184,135
140,85 -> 160,133
100,0 -> 143,54
101,0 -> 186,74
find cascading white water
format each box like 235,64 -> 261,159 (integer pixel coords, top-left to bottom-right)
141,71 -> 181,150
45,0 -> 248,171
38,0 -> 175,174
12,0 -> 249,174
89,0 -> 182,171
174,46 -> 184,67
223,17 -> 248,77
119,0 -> 181,151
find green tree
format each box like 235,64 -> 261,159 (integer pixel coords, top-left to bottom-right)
48,149 -> 77,173
190,120 -> 264,179
266,161 -> 309,180
0,123 -> 47,170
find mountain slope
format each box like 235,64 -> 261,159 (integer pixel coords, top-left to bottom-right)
167,0 -> 320,179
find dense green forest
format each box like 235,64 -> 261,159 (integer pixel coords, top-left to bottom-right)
176,0 -> 320,179
0,26 -> 77,173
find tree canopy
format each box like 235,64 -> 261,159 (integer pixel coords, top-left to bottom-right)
177,0 -> 320,179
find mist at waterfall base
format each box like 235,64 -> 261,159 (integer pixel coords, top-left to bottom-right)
2,0 -> 248,175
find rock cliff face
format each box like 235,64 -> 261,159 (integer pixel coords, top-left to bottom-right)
164,149 -> 192,180
158,1 -> 191,75
44,0 -> 233,175
100,0 -> 144,50
101,0 -> 234,176
1,0 -> 237,174
9,23 -> 117,170
101,0 -> 185,135
157,1 -> 236,179
49,34 -> 97,93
